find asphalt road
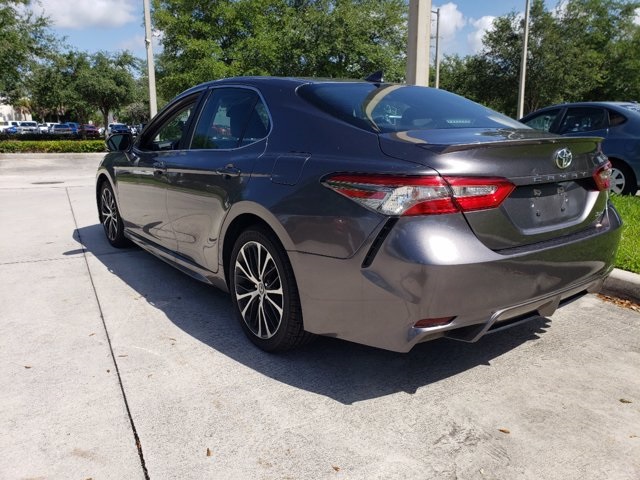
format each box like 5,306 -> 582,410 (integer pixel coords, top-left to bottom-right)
1,154 -> 639,480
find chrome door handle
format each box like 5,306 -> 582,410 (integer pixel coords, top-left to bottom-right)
216,165 -> 241,178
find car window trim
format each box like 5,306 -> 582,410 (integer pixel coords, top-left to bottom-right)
137,91 -> 206,152
559,106 -> 609,134
523,107 -> 563,132
186,85 -> 273,152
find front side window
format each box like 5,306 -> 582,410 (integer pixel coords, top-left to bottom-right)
191,88 -> 270,150
523,109 -> 561,132
140,98 -> 197,151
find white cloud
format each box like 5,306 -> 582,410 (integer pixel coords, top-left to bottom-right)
634,8 -> 640,25
433,3 -> 466,44
467,16 -> 496,53
31,0 -> 137,29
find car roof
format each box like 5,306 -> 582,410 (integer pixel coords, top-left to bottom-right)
175,76 -> 384,98
522,101 -> 640,120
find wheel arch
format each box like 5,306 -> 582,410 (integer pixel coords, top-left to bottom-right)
95,172 -> 116,219
220,203 -> 295,289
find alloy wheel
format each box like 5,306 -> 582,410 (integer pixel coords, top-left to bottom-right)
100,186 -> 119,242
233,240 -> 284,339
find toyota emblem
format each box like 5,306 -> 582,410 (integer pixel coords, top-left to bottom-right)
554,148 -> 573,169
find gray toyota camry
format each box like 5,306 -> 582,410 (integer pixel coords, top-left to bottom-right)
96,77 -> 621,352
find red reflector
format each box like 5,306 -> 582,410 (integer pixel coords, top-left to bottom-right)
414,316 -> 455,328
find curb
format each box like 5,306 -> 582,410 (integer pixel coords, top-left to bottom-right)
0,152 -> 105,160
602,268 -> 640,304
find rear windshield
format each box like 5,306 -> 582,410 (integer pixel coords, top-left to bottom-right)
297,83 -> 524,133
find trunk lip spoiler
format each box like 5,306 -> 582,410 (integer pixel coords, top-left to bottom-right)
419,136 -> 605,154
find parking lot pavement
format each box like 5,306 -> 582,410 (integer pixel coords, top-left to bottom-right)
1,154 -> 640,480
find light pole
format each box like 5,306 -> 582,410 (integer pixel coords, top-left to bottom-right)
517,0 -> 531,119
433,8 -> 441,88
143,0 -> 158,119
406,0 -> 432,86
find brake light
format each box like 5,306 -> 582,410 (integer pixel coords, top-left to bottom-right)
323,174 -> 514,216
593,161 -> 612,192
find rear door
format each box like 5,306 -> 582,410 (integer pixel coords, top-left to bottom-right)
164,87 -> 270,272
555,106 -> 609,139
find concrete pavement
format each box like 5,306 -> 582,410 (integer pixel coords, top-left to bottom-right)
1,154 -> 639,479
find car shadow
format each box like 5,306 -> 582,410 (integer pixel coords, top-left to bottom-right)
73,224 -> 551,405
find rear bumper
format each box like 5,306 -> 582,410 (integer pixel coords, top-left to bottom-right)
289,203 -> 622,352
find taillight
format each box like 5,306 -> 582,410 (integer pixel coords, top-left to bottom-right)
593,161 -> 612,192
323,174 -> 514,216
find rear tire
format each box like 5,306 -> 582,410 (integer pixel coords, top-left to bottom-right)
610,161 -> 638,195
98,181 -> 129,248
230,227 -> 313,352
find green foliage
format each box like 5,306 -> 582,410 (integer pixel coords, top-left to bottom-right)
0,0 -> 56,102
441,0 -> 640,117
610,195 -> 640,274
152,0 -> 407,99
0,140 -> 106,153
28,50 -> 140,126
74,51 -> 140,127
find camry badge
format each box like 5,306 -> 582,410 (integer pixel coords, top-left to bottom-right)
554,148 -> 573,169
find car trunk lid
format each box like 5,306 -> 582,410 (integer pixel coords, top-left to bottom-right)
379,128 -> 610,250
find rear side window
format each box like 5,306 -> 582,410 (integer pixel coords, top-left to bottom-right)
297,83 -> 524,133
608,109 -> 627,127
558,107 -> 608,133
191,88 -> 270,150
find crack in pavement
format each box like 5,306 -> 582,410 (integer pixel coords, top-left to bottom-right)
65,187 -> 150,480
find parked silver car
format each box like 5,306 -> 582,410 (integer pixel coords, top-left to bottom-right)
96,77 -> 621,352
17,121 -> 39,134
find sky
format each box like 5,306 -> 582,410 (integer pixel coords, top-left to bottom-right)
28,0 -> 559,60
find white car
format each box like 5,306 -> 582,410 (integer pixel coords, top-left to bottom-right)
17,121 -> 39,134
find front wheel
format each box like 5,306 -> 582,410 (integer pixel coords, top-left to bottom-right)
98,181 -> 129,248
230,228 -> 313,352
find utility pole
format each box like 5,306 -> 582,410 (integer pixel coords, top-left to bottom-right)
143,0 -> 158,119
433,8 -> 441,88
517,0 -> 531,119
406,0 -> 432,86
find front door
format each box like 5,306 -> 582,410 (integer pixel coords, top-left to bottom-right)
116,95 -> 200,251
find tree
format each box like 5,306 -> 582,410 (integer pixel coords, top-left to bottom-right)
559,0 -> 640,101
152,0 -> 407,99
440,0 -> 640,117
0,0 -> 56,102
74,52 -> 139,127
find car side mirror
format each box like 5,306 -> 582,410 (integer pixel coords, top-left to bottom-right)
106,133 -> 133,152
